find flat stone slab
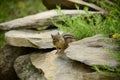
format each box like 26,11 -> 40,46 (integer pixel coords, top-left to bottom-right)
5,29 -> 59,49
65,34 -> 119,67
14,54 -> 46,80
30,50 -> 92,80
30,50 -> 118,80
0,10 -> 104,30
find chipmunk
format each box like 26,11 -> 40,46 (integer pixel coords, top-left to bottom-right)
51,32 -> 76,54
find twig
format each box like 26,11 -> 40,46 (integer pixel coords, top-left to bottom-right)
68,0 -> 106,12
105,0 -> 115,5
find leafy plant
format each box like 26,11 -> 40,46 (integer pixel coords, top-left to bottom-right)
53,1 -> 120,40
93,65 -> 120,77
53,12 -> 120,40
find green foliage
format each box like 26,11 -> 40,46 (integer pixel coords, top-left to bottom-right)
53,12 -> 120,40
53,1 -> 120,40
93,65 -> 120,76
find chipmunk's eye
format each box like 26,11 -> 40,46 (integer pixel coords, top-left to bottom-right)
53,39 -> 55,41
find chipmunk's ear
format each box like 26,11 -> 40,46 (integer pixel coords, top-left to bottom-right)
57,32 -> 60,35
51,34 -> 53,38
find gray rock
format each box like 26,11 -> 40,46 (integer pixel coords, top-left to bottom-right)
14,54 -> 46,80
5,29 -> 59,49
31,50 -> 92,80
31,50 -> 118,80
0,45 -> 34,80
0,10 -> 104,30
66,34 -> 119,67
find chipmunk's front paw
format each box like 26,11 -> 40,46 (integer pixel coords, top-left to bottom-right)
55,50 -> 59,54
55,52 -> 59,54
58,50 -> 64,54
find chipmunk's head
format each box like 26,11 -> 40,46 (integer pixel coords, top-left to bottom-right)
51,32 -> 61,41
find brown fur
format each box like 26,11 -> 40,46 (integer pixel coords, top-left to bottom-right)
51,32 -> 76,54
